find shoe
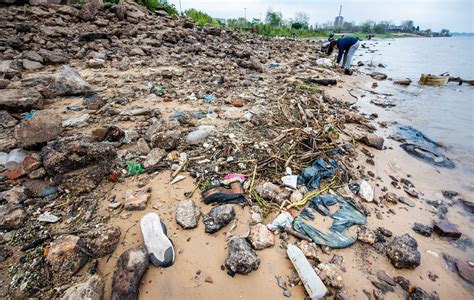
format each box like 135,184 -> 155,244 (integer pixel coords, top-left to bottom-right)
140,212 -> 175,267
201,181 -> 245,204
344,69 -> 353,75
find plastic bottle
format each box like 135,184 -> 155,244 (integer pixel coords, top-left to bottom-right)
5,148 -> 28,170
287,244 -> 327,299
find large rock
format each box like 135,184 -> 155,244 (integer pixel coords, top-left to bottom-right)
14,110 -> 62,148
176,200 -> 201,229
0,110 -> 18,128
247,223 -> 275,250
408,287 -> 437,300
357,226 -> 376,244
0,185 -> 28,204
61,275 -> 105,300
111,245 -> 149,300
0,88 -> 44,112
296,240 -> 319,259
237,57 -> 263,73
22,50 -> 43,63
83,226 -> 121,257
202,204 -> 235,233
48,66 -> 91,97
224,238 -> 260,276
22,59 -> 43,71
370,72 -> 388,80
386,234 -> 421,269
456,260 -> 474,284
0,203 -> 26,230
0,60 -> 22,79
80,0 -> 104,21
143,148 -> 166,169
412,223 -> 433,237
41,140 -> 116,193
38,48 -> 69,64
316,263 -> 344,289
150,130 -> 181,150
123,188 -> 151,211
433,220 -> 462,239
46,235 -> 88,280
358,133 -> 384,150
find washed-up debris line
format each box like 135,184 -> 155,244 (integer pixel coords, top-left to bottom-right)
0,1 -> 470,299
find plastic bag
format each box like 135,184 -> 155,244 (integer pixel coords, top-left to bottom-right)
267,211 -> 294,231
293,198 -> 366,248
126,161 -> 145,176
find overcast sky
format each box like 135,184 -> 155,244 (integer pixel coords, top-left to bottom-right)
168,0 -> 474,32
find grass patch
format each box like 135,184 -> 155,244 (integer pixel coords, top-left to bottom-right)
298,83 -> 321,93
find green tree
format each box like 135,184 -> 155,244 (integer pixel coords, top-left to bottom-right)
294,11 -> 309,28
265,10 -> 283,28
361,22 -> 372,33
373,23 -> 385,34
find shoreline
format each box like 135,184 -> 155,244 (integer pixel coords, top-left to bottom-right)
0,3 -> 472,299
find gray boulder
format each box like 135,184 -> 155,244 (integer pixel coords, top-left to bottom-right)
46,235 -> 88,280
41,140 -> 116,193
202,204 -> 235,233
0,203 -> 26,230
176,200 -> 201,229
225,238 -> 260,276
48,66 -> 91,97
14,110 -> 62,148
83,226 -> 121,257
0,89 -> 44,112
61,275 -> 104,300
38,48 -> 69,64
386,234 -> 421,269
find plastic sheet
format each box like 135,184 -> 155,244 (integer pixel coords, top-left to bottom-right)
297,158 -> 337,190
308,194 -> 339,216
293,198 -> 366,248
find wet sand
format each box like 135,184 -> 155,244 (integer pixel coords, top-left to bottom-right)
84,72 -> 474,299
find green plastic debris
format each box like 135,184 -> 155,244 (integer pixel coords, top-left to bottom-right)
126,161 -> 145,176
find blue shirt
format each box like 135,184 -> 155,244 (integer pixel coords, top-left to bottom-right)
336,37 -> 359,63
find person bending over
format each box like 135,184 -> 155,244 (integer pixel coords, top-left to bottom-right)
328,36 -> 360,75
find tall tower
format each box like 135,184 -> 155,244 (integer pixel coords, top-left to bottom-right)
334,5 -> 344,27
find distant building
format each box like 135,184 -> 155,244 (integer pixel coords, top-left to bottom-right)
334,5 -> 344,27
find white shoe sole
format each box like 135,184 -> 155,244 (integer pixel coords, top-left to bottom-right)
140,212 -> 175,267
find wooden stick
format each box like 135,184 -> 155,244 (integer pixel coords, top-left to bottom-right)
284,226 -> 312,242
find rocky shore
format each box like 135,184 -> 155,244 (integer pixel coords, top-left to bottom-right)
0,1 -> 472,299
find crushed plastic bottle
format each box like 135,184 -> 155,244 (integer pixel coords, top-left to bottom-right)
185,125 -> 216,145
4,148 -> 28,170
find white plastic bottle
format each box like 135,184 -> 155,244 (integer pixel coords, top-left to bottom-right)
287,244 -> 328,299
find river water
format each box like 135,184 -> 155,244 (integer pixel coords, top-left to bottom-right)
358,37 -> 474,182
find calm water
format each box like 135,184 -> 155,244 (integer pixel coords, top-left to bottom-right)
359,37 -> 474,177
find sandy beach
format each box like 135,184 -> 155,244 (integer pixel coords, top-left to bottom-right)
0,3 -> 473,300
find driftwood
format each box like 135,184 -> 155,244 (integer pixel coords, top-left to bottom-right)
448,77 -> 474,86
284,226 -> 313,242
306,78 -> 337,86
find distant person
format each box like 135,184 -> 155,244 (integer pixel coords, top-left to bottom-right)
327,36 -> 360,75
